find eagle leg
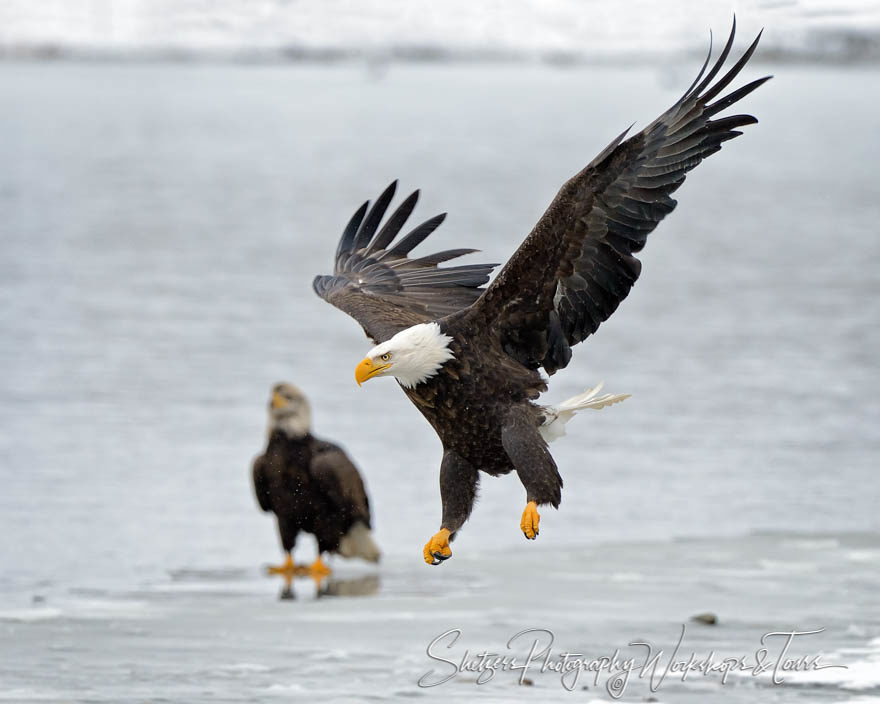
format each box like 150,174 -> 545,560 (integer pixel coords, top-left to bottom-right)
423,450 -> 479,565
501,407 -> 563,540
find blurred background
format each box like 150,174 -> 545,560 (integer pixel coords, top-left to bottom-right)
1,2 -> 878,702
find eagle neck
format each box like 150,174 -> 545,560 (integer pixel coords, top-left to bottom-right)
269,428 -> 311,448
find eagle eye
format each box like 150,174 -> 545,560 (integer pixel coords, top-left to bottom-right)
380,353 -> 391,362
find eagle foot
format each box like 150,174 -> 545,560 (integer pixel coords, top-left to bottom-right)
308,555 -> 332,580
423,528 -> 452,566
520,501 -> 540,540
266,554 -> 308,577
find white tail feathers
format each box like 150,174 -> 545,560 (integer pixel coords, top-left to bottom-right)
555,382 -> 630,412
538,382 -> 630,443
337,521 -> 381,563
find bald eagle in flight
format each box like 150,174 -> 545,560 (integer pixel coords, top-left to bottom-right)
313,23 -> 769,566
252,383 -> 380,583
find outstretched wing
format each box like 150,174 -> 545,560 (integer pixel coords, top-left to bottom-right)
460,20 -> 770,374
313,181 -> 498,344
310,442 -> 372,527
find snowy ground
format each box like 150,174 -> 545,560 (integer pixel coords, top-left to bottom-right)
0,1 -> 879,61
2,534 -> 879,702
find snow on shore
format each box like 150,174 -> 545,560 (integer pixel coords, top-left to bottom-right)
1,0 -> 879,62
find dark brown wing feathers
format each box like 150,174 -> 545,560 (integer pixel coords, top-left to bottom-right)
313,180 -> 498,343
252,456 -> 273,512
461,19 -> 769,374
310,444 -> 372,527
314,22 -> 768,373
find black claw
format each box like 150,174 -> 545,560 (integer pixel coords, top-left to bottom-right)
432,551 -> 451,562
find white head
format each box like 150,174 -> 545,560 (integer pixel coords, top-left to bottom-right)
354,322 -> 454,389
267,382 -> 312,438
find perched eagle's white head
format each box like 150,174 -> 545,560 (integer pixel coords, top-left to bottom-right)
355,322 -> 455,389
268,382 -> 311,438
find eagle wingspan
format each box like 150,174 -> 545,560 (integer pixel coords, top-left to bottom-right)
459,20 -> 770,374
313,181 -> 499,344
309,442 -> 372,526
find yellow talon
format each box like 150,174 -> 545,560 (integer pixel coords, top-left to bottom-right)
423,528 -> 452,565
308,555 -> 332,580
266,553 -> 300,576
520,501 -> 540,540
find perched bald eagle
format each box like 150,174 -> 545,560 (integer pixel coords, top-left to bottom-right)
313,23 -> 769,565
252,383 -> 380,582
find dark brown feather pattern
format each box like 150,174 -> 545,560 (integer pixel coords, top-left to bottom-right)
313,180 -> 498,343
459,19 -> 770,374
252,433 -> 372,554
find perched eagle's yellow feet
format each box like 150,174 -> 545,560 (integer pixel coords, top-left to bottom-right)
423,528 -> 452,566
308,555 -> 332,580
521,501 -> 540,540
266,553 -> 303,577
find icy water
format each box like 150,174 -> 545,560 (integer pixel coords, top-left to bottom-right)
1,61 -> 878,702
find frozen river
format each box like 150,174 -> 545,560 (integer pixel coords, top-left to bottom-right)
0,59 -> 878,702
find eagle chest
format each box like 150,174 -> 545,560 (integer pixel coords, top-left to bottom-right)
404,366 -> 508,466
266,441 -> 314,502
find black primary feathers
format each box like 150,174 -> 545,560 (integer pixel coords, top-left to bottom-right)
462,18 -> 771,374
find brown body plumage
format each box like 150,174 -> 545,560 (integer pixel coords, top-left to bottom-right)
253,431 -> 373,555
252,383 -> 380,577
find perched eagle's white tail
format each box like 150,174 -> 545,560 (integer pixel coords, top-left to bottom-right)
539,382 -> 630,443
337,521 -> 381,563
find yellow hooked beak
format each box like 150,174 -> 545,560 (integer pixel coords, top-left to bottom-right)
271,391 -> 288,409
355,358 -> 391,386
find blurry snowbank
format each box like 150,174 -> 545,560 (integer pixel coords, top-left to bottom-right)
1,0 -> 879,63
